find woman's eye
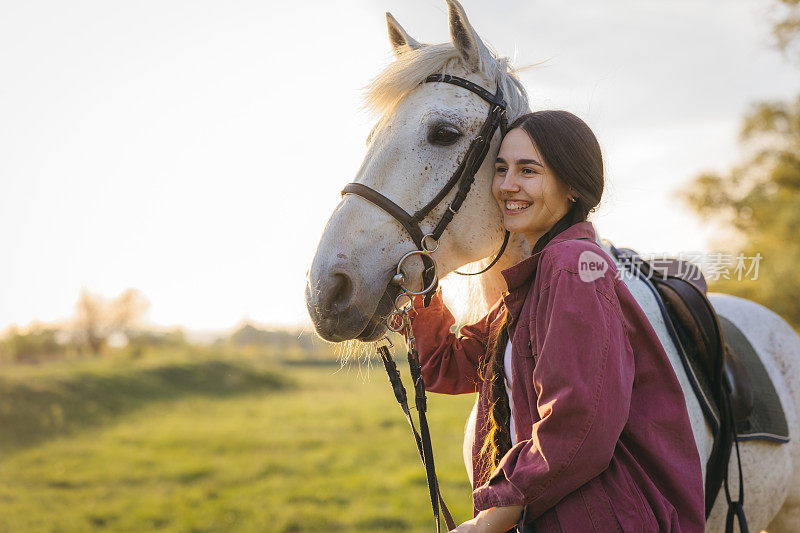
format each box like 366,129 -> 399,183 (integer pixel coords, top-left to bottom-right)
522,168 -> 539,176
495,166 -> 507,174
428,125 -> 461,146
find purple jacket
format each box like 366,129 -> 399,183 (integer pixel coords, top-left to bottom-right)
408,221 -> 705,531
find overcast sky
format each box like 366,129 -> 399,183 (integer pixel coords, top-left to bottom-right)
1,0 -> 798,332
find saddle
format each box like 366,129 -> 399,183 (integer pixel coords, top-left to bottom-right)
613,248 -> 751,531
633,253 -> 754,423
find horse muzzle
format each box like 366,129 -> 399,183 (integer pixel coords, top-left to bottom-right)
305,262 -> 396,342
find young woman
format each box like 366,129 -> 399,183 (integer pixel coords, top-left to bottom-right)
406,111 -> 706,532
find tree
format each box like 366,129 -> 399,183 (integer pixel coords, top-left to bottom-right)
679,2 -> 800,328
773,0 -> 800,62
74,289 -> 149,354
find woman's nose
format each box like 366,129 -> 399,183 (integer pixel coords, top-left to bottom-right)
499,173 -> 519,192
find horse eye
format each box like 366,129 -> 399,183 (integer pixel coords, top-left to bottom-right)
428,124 -> 462,146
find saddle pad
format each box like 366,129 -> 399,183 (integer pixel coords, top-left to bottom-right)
717,315 -> 790,442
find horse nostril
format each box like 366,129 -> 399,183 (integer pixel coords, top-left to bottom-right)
329,272 -> 354,311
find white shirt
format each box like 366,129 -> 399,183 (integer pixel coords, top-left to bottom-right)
504,339 -> 517,446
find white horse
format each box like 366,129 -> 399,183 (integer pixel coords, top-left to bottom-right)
305,1 -> 800,530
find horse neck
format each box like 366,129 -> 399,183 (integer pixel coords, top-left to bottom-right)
443,232 -> 528,324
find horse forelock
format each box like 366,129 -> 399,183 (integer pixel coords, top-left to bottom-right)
364,43 -> 529,125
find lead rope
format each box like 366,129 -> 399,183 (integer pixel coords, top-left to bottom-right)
379,309 -> 455,532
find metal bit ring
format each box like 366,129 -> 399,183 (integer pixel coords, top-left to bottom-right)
421,234 -> 439,253
394,292 -> 412,312
387,310 -> 407,332
395,249 -> 438,296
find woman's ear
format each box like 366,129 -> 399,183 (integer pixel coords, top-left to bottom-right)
446,0 -> 491,71
386,12 -> 423,57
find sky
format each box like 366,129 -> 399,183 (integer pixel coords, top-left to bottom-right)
1,0 -> 799,333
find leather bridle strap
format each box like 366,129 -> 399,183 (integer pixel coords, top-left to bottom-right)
343,182 -> 427,248
341,74 -> 510,303
455,229 -> 510,276
425,73 -> 508,111
341,182 -> 439,299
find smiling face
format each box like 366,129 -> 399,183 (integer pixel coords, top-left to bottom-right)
492,128 -> 574,247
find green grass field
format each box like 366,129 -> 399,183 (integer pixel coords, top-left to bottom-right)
0,349 -> 478,532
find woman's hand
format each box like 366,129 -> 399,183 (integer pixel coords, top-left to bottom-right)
449,516 -> 481,533
449,505 -> 524,533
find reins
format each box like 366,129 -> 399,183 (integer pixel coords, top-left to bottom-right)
341,73 -> 510,532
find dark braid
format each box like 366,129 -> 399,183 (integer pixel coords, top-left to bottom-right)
476,311 -> 513,484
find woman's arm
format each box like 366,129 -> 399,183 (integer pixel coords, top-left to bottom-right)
472,267 -> 634,519
404,290 -> 503,395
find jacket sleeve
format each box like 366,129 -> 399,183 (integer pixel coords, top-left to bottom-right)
404,290 -> 503,395
472,268 -> 634,518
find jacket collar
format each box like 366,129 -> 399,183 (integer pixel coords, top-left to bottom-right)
500,220 -> 599,320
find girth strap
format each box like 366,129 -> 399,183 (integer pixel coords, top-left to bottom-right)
722,387 -> 748,533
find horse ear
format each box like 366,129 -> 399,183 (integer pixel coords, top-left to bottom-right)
445,0 -> 490,71
386,12 -> 422,57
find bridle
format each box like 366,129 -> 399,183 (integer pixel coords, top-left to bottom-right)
339,74 -> 515,532
342,73 -> 510,313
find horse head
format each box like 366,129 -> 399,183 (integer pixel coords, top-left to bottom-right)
306,0 -> 529,342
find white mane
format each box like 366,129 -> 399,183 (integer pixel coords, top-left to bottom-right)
365,43 -> 530,130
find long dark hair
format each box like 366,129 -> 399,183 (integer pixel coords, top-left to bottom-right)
476,110 -> 605,484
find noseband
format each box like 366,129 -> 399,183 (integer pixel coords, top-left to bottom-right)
341,74 -> 510,312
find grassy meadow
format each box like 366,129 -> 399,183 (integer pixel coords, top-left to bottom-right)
0,346 -> 478,532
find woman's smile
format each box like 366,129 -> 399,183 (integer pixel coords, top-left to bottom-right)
491,128 -> 573,247
503,200 -> 533,215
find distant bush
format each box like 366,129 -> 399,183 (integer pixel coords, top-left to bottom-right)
0,326 -> 70,364
0,321 -> 337,366
123,328 -> 188,359
224,323 -> 332,361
